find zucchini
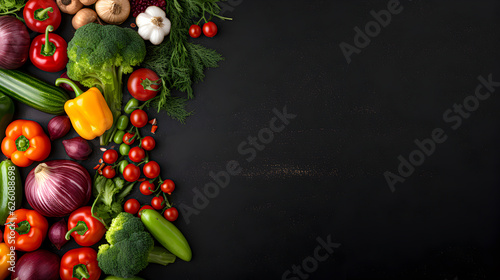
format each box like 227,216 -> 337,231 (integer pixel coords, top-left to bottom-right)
0,159 -> 22,225
0,68 -> 69,115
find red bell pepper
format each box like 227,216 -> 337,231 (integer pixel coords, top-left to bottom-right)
3,209 -> 48,252
60,248 -> 101,280
65,206 -> 106,247
29,25 -> 68,73
23,0 -> 61,33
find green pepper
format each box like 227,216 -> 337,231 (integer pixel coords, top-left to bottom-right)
140,209 -> 192,262
119,144 -> 130,156
116,115 -> 129,130
124,98 -> 139,114
118,160 -> 128,174
113,130 -> 126,144
0,92 -> 15,140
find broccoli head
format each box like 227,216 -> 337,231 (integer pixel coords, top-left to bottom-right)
97,212 -> 176,278
66,23 -> 146,145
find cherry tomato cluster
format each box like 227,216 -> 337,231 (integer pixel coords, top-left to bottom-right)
189,22 -> 218,38
125,179 -> 178,222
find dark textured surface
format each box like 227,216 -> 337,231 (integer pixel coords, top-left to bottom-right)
8,0 -> 500,279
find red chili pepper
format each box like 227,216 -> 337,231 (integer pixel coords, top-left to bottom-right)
23,0 -> 61,33
151,125 -> 158,134
65,206 -> 106,247
60,248 -> 101,280
29,25 -> 68,72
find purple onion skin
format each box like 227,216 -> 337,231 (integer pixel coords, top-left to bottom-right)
63,136 -> 92,160
48,219 -> 68,250
0,16 -> 30,69
12,250 -> 60,280
25,160 -> 92,217
48,115 -> 71,140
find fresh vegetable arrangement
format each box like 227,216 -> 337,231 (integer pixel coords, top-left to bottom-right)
0,0 -> 230,278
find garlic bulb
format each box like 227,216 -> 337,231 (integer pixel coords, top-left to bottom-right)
136,6 -> 171,45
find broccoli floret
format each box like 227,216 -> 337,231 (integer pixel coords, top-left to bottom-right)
66,23 -> 146,145
97,213 -> 176,278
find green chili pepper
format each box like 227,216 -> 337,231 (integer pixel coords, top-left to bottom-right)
140,209 -> 192,262
119,144 -> 130,156
118,160 -> 128,174
124,98 -> 139,114
113,130 -> 126,144
116,115 -> 129,130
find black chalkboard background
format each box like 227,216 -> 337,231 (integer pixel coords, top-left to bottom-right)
8,0 -> 500,279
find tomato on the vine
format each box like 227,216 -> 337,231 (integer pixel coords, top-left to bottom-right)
143,161 -> 160,179
161,179 -> 175,195
102,166 -> 116,179
140,181 -> 155,195
123,132 -> 135,145
127,68 -> 161,101
130,109 -> 148,128
103,149 -> 118,164
151,196 -> 164,210
124,199 -> 140,215
203,22 -> 217,37
189,24 -> 202,38
123,164 -> 141,182
164,207 -> 179,222
141,136 -> 156,151
138,205 -> 155,218
129,147 -> 145,163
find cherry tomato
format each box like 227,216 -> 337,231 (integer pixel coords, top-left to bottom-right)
103,149 -> 118,164
203,22 -> 218,37
119,143 -> 131,156
130,109 -> 148,128
161,179 -> 175,194
141,136 -> 156,151
123,132 -> 135,145
124,199 -> 140,215
118,159 -> 128,174
129,147 -> 145,163
189,24 -> 202,38
123,164 -> 140,182
102,166 -> 116,179
140,181 -> 155,195
138,205 -> 154,218
164,207 -> 179,222
127,69 -> 161,101
151,196 -> 164,210
143,161 -> 160,179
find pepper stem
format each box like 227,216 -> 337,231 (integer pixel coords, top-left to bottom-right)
14,220 -> 31,235
15,135 -> 30,152
65,221 -> 89,240
72,264 -> 90,280
55,78 -> 84,97
42,25 -> 55,55
34,7 -> 53,21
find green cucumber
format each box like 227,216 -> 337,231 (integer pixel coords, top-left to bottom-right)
0,68 -> 69,115
0,159 -> 22,225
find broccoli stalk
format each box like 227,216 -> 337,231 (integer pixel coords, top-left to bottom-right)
66,23 -> 146,145
98,213 -> 176,278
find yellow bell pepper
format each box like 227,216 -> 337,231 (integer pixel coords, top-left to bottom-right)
0,242 -> 15,280
55,78 -> 113,140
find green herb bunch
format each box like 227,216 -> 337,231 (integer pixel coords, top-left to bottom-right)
0,0 -> 27,21
141,0 -> 231,122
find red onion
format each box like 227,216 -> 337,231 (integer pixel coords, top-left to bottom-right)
48,115 -> 71,140
25,160 -> 92,217
63,136 -> 93,160
12,250 -> 60,280
48,219 -> 68,250
0,16 -> 30,69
